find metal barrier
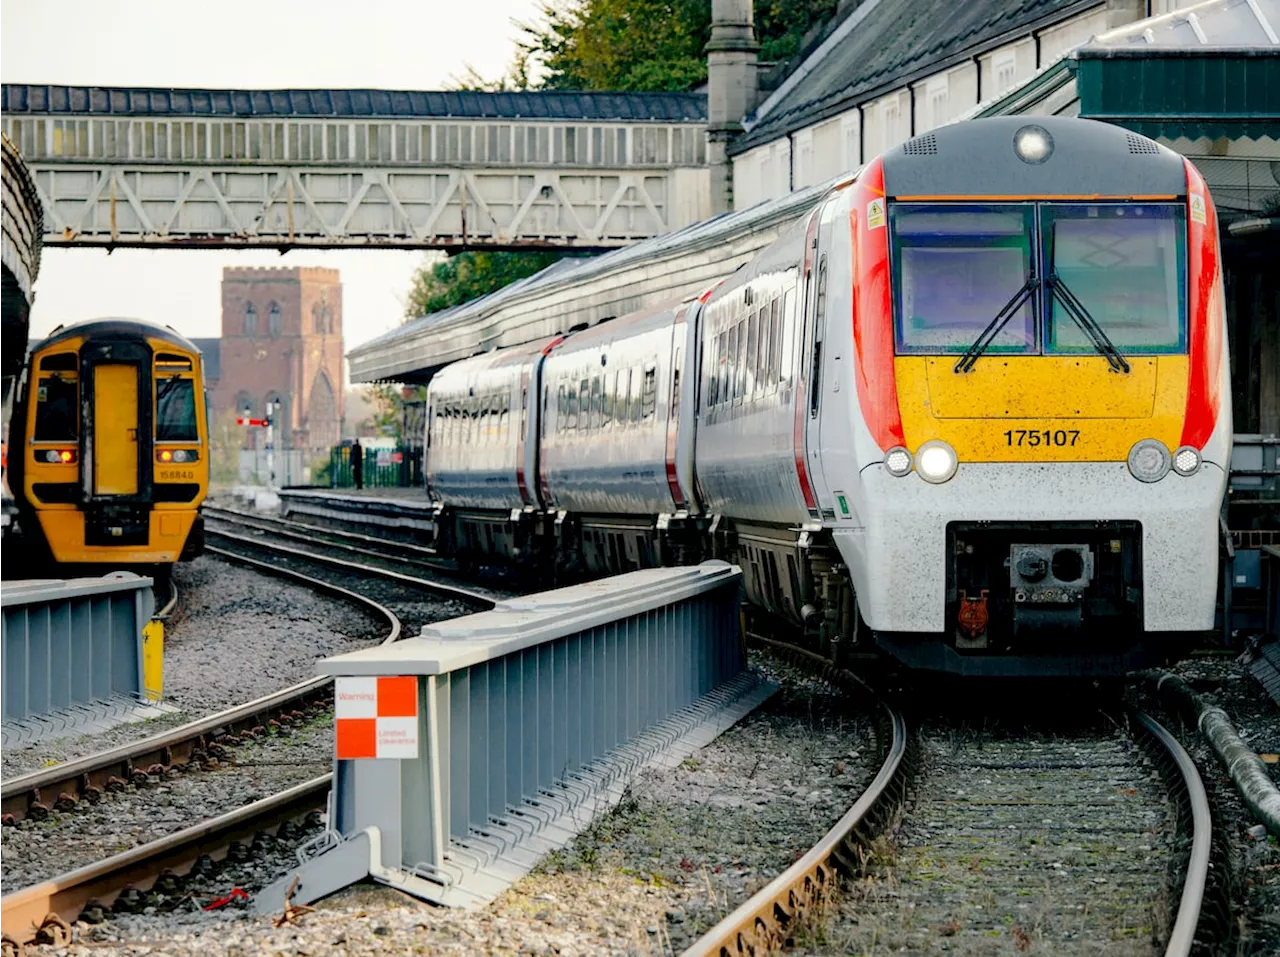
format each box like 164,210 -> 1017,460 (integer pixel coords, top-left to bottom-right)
1,573 -> 159,744
257,560 -> 773,913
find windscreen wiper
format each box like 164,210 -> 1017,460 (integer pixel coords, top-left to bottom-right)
1047,274 -> 1130,374
157,375 -> 183,400
953,274 -> 1039,374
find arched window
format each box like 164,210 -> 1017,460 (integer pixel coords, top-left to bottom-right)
235,391 -> 254,418
268,301 -> 281,338
244,303 -> 257,336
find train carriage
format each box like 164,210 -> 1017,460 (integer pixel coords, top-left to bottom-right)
422,116 -> 1231,677
539,301 -> 701,573
7,318 -> 209,569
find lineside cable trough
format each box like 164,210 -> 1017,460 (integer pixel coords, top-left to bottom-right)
256,560 -> 776,913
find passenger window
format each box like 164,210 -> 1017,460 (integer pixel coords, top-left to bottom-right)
735,319 -> 748,401
34,374 -> 79,441
579,378 -> 589,429
746,311 -> 759,398
622,369 -> 634,425
565,382 -> 577,430
590,375 -> 602,428
732,327 -> 742,401
602,372 -> 614,426
156,376 -> 199,442
777,292 -> 792,383
641,364 -> 657,419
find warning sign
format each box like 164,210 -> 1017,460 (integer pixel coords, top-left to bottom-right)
1189,193 -> 1206,225
335,675 -> 419,759
866,198 -> 886,230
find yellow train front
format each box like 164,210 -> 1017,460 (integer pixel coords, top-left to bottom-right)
7,318 -> 208,570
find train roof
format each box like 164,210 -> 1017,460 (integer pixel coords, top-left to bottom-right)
881,116 -> 1188,198
31,318 -> 204,355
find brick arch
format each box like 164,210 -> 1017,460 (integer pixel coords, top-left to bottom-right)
306,368 -> 338,451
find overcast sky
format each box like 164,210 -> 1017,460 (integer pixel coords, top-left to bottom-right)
2,0 -> 544,375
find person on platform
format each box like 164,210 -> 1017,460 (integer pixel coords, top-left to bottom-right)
351,438 -> 364,490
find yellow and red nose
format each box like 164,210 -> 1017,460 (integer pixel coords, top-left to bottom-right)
893,354 -> 1191,465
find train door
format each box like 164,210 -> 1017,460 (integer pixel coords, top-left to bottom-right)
93,364 -> 139,495
801,201 -> 839,520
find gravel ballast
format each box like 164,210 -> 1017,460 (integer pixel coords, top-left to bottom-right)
24,659 -> 881,955
805,717 -> 1177,957
1,556 -> 386,780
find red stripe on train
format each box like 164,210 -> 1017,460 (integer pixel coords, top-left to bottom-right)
1180,159 -> 1223,449
849,157 -> 905,452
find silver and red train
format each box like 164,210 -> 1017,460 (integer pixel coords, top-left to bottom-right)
423,116 -> 1231,676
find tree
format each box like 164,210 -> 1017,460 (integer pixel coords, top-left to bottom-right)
404,250 -> 567,318
511,0 -> 839,92
516,0 -> 710,92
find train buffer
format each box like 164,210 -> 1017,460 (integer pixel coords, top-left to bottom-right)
256,560 -> 777,913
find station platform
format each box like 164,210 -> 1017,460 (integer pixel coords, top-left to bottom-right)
273,486 -> 433,538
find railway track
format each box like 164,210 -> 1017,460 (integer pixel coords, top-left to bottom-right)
201,507 -> 511,606
679,657 -> 1213,956
0,529 -> 494,954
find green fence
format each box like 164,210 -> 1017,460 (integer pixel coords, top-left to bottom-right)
328,445 -> 423,489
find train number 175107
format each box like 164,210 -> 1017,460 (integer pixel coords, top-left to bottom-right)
1004,429 -> 1080,447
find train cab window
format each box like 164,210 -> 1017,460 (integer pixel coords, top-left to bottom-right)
34,375 -> 78,441
890,204 -> 1036,354
1042,203 -> 1186,354
156,376 -> 198,442
39,353 -> 78,371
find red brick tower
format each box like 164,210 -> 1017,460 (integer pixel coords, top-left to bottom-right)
216,266 -> 344,451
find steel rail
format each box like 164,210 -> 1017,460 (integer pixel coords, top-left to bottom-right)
154,578 -> 179,620
203,506 -> 441,572
1132,709 -> 1211,957
1,548 -> 399,824
202,503 -> 440,559
682,645 -> 907,957
1,776 -> 331,953
203,520 -> 495,606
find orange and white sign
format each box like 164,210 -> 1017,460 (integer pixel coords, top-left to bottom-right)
335,675 -> 419,759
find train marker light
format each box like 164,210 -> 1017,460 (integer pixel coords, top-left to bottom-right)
916,440 -> 958,484
1173,446 -> 1201,477
43,449 -> 77,464
884,447 -> 912,477
1127,439 -> 1171,483
1014,125 -> 1054,165
160,450 -> 173,462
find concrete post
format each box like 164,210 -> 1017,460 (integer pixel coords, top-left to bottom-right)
706,0 -> 759,214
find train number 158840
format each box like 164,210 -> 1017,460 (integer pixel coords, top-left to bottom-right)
1004,429 -> 1080,447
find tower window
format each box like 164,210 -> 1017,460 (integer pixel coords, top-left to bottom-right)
244,302 -> 257,336
268,302 -> 281,338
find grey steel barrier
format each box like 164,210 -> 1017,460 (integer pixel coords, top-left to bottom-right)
1,573 -> 155,726
257,560 -> 762,912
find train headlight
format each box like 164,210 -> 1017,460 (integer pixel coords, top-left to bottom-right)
916,440 -> 958,484
1014,125 -> 1054,164
1173,445 -> 1201,476
884,447 -> 912,477
156,449 -> 199,463
1127,439 -> 1171,483
42,449 -> 77,464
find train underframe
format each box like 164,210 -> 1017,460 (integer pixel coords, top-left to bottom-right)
432,504 -> 1183,676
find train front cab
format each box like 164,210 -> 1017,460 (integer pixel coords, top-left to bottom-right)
18,322 -> 208,567
835,119 -> 1231,676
